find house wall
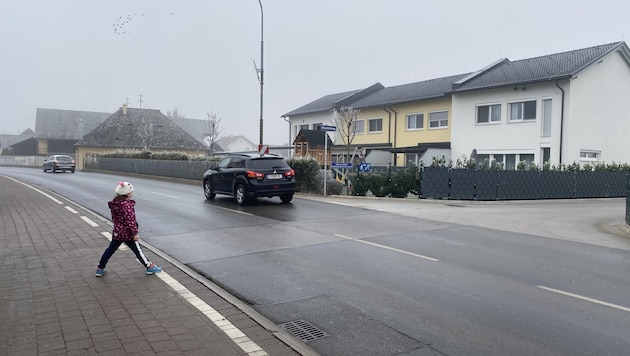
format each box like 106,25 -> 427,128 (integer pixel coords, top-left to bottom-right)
451,81 -> 565,167
564,50 -> 630,164
391,98 -> 452,147
289,112 -> 335,151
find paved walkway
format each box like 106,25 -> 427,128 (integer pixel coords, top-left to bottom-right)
0,176 -> 314,356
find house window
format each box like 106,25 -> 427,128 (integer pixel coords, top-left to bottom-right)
476,104 -> 501,124
429,111 -> 448,128
355,119 -> 364,134
406,113 -> 424,130
300,124 -> 309,131
509,100 -> 537,121
542,147 -> 551,164
580,151 -> 600,161
314,123 -> 323,130
542,99 -> 552,136
475,153 -> 535,170
368,118 -> 383,133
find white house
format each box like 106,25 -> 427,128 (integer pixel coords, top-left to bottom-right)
450,41 -> 630,168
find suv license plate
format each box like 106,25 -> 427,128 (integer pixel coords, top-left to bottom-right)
267,174 -> 283,179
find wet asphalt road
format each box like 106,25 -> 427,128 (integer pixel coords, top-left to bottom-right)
3,167 -> 630,356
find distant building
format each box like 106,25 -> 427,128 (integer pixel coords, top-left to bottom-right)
75,105 -> 206,169
34,108 -> 111,157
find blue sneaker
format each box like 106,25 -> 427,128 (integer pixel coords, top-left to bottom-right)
95,268 -> 107,277
146,263 -> 162,275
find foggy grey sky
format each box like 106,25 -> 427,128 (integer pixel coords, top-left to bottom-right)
1,0 -> 629,145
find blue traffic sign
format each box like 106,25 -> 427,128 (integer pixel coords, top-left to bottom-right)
359,163 -> 371,172
318,124 -> 337,132
331,162 -> 352,168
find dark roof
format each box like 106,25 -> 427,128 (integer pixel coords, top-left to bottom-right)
349,73 -> 471,109
453,42 -> 630,92
282,83 -> 384,117
293,129 -> 333,146
34,108 -> 111,140
76,107 -> 206,150
0,129 -> 34,148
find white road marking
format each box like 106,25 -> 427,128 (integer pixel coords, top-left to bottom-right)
2,175 -> 64,204
65,206 -> 78,214
80,216 -> 99,227
157,272 -> 269,356
152,192 -> 179,199
213,205 -> 255,216
537,285 -> 630,313
334,233 -> 439,262
100,231 -> 129,250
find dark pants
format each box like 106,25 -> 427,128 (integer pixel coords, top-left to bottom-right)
98,239 -> 151,269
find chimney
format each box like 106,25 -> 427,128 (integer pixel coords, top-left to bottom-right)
122,103 -> 128,116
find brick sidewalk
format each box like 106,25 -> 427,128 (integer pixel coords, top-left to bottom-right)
0,176 -> 312,355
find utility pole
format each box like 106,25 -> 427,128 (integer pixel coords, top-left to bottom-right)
257,0 -> 264,145
138,94 -> 143,108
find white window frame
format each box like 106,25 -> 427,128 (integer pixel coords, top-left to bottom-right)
476,104 -> 501,124
579,150 -> 600,161
429,111 -> 448,129
354,119 -> 365,135
368,117 -> 383,133
406,113 -> 424,131
541,99 -> 552,137
508,100 -> 537,121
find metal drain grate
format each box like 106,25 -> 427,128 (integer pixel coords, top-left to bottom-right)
280,319 -> 328,342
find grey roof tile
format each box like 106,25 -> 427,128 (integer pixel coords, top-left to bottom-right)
349,73 -> 471,109
453,42 -> 628,91
76,107 -> 206,150
282,83 -> 384,117
34,108 -> 111,139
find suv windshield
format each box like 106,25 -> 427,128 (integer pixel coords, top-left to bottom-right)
249,158 -> 289,170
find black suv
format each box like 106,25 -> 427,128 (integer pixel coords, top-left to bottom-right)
203,154 -> 295,205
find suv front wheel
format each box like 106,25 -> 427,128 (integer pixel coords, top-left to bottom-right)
203,180 -> 216,200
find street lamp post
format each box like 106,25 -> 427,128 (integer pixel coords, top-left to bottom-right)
257,0 -> 264,145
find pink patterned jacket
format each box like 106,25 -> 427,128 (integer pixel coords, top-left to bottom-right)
108,198 -> 138,241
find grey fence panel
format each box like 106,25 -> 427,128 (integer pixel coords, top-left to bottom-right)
607,172 -> 628,197
497,170 -> 540,200
575,171 -> 609,198
538,171 -> 574,199
449,169 -> 475,200
474,170 -> 498,200
626,175 -> 630,225
421,167 -> 449,199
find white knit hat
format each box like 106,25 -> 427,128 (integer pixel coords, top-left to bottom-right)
115,181 -> 134,195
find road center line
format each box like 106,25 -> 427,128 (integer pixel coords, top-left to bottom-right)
334,234 -> 439,262
537,285 -> 630,313
212,205 -> 255,216
152,192 -> 179,199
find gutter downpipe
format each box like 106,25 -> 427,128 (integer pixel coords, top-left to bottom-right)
283,116 -> 291,157
388,105 -> 398,166
554,81 -> 565,167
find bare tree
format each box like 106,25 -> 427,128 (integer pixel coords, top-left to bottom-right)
333,106 -> 361,163
202,111 -> 225,156
166,106 -> 185,119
